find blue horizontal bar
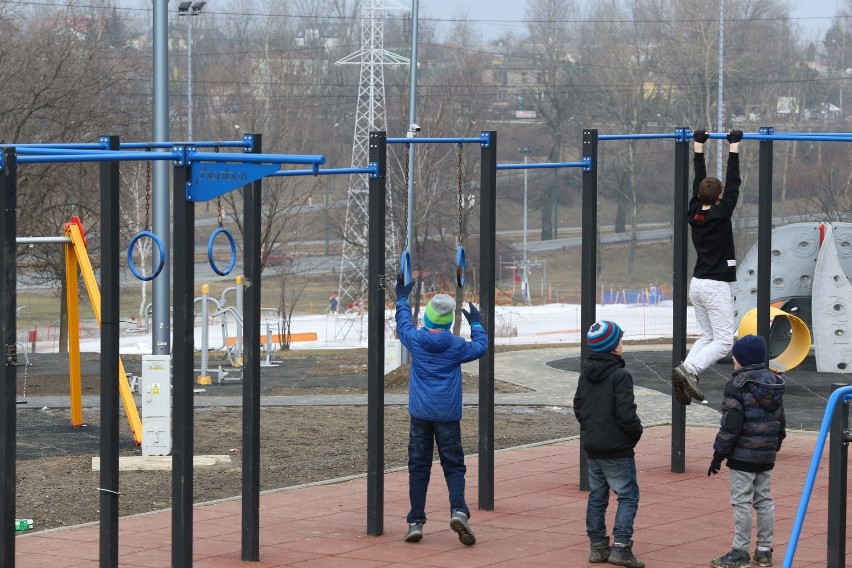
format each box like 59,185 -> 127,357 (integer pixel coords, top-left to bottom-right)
497,161 -> 586,170
271,167 -> 375,177
387,136 -> 486,145
599,133 -> 679,140
2,142 -> 106,150
189,151 -> 325,165
4,140 -> 249,151
699,132 -> 852,142
14,147 -> 109,155
18,150 -> 181,164
121,140 -> 248,150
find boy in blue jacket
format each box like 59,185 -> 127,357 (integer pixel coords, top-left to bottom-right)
395,277 -> 488,546
708,334 -> 786,568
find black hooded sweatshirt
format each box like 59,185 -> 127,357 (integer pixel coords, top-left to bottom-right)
573,353 -> 643,459
688,151 -> 741,282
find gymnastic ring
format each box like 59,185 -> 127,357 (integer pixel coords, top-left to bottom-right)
127,230 -> 165,282
399,249 -> 412,284
208,226 -> 237,276
455,245 -> 466,288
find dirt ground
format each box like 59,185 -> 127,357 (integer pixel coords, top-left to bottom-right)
15,348 -> 579,532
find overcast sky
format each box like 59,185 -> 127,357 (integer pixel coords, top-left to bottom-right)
418,0 -> 841,42
113,0 -> 842,44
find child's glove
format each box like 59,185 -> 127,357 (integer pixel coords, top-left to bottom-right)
462,303 -> 482,327
707,453 -> 724,476
727,129 -> 744,143
395,275 -> 415,302
692,129 -> 710,143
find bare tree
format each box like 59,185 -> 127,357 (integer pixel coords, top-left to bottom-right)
523,0 -> 580,240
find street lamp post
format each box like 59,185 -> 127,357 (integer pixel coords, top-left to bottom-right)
178,1 -> 206,141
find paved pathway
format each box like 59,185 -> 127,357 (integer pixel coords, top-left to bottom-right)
14,426 -> 838,567
13,349 -> 848,567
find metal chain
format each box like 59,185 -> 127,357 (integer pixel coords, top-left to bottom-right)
457,144 -> 464,246
144,161 -> 151,229
214,146 -> 224,227
22,287 -> 31,398
403,145 -> 410,249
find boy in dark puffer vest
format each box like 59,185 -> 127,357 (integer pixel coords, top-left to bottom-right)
574,321 -> 644,568
708,334 -> 786,568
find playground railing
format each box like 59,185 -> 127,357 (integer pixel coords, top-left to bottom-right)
783,383 -> 852,568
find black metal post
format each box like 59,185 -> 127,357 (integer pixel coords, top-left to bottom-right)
827,383 -> 848,567
579,129 -> 598,491
0,148 -> 17,567
99,135 -> 121,567
367,131 -> 387,536
172,160 -> 195,566
757,128 -> 774,344
242,134 -> 262,560
479,131 -> 497,510
671,129 -> 689,473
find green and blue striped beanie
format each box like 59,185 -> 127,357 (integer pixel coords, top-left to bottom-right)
424,294 -> 455,330
587,320 -> 623,353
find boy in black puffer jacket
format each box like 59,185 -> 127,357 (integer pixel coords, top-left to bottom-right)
708,334 -> 786,568
574,321 -> 644,568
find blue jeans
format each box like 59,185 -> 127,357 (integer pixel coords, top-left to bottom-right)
406,417 -> 469,524
586,457 -> 640,543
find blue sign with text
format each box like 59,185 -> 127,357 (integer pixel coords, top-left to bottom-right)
188,162 -> 281,202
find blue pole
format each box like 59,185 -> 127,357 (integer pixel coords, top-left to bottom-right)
387,135 -> 487,144
783,386 -> 852,568
497,160 -> 587,170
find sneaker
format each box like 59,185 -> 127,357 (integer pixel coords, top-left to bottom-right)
673,381 -> 691,405
753,548 -> 773,567
449,511 -> 476,546
404,522 -> 423,543
672,364 -> 705,402
709,548 -> 750,568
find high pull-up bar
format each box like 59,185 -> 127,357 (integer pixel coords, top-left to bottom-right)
496,158 -> 590,171
697,129 -> 852,142
3,138 -> 250,151
386,133 -> 492,146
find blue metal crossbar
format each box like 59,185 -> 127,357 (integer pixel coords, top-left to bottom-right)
3,139 -> 249,151
697,131 -> 852,143
599,133 -> 680,140
497,159 -> 589,171
386,133 -> 491,147
270,166 -> 377,177
783,385 -> 852,568
14,147 -> 110,155
186,151 -> 325,166
121,140 -> 248,150
17,149 -> 182,164
2,142 -> 106,150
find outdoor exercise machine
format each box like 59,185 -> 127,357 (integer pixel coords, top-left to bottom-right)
0,134 -> 327,566
383,132 -> 498,519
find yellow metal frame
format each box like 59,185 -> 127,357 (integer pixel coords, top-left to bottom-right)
64,222 -> 143,445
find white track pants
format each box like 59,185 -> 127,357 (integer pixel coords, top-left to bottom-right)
683,277 -> 735,375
